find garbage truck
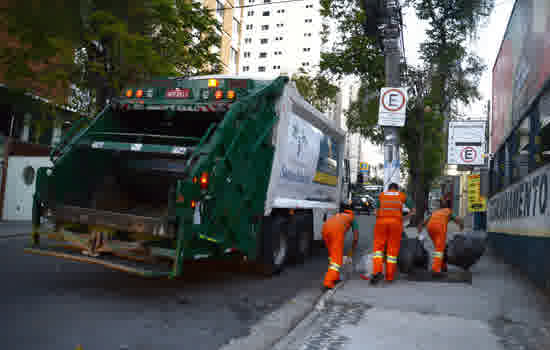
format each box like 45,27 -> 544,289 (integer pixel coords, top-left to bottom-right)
25,75 -> 351,278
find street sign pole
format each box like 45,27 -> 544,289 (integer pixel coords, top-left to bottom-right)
382,0 -> 402,191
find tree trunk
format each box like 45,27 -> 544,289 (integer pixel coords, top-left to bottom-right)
413,106 -> 426,226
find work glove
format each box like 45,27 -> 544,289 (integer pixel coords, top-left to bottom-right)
417,232 -> 426,242
343,255 -> 353,265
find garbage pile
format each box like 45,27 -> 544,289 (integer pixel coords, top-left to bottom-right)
445,230 -> 487,271
397,237 -> 429,274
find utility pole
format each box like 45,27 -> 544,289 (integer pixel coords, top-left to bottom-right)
382,0 -> 402,190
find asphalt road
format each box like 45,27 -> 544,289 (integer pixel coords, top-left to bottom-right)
0,215 -> 376,350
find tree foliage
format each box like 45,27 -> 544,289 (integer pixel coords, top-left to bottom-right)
291,69 -> 340,113
0,0 -> 222,116
320,0 -> 494,219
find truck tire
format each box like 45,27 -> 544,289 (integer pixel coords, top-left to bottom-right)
258,215 -> 289,275
293,212 -> 314,264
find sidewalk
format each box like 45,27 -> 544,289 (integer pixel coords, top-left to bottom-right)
273,225 -> 550,350
0,221 -> 32,238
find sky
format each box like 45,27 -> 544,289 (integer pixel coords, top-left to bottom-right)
401,0 -> 516,120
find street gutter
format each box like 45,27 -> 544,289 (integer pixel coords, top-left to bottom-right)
220,279 -> 348,350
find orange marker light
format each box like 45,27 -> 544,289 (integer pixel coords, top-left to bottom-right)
191,200 -> 196,208
176,195 -> 185,203
208,79 -> 219,88
135,89 -> 143,98
227,90 -> 236,99
125,89 -> 133,97
193,176 -> 198,184
215,90 -> 223,100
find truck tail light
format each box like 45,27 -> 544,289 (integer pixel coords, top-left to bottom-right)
191,200 -> 196,208
135,89 -> 143,98
208,79 -> 219,88
227,90 -> 236,99
215,90 -> 223,100
125,89 -> 133,97
200,172 -> 209,190
193,176 -> 198,184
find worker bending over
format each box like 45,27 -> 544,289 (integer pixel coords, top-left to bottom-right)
321,205 -> 359,291
370,183 -> 415,285
418,198 -> 464,276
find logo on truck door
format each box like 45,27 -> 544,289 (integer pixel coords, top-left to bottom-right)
291,123 -> 308,159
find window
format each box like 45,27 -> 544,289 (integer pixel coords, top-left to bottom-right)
230,47 -> 238,71
259,52 -> 267,58
273,65 -> 280,69
243,66 -> 250,72
258,66 -> 266,72
261,25 -> 269,30
304,33 -> 312,37
249,0 -> 254,2
243,51 -> 251,58
246,24 -> 253,30
303,48 -> 311,52
262,11 -> 270,16
276,23 -> 284,28
305,19 -> 312,23
216,0 -> 224,22
273,50 -> 282,55
245,38 -> 252,44
302,62 -> 310,66
260,38 -> 268,44
306,4 -> 313,8
248,10 -> 254,16
232,18 -> 240,45
264,0 -> 271,2
277,9 -> 285,13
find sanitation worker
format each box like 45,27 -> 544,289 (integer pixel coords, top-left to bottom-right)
321,204 -> 359,291
418,198 -> 464,276
370,183 -> 416,285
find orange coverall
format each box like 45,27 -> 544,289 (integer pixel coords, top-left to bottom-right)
322,211 -> 357,288
372,191 -> 409,282
426,208 -> 454,273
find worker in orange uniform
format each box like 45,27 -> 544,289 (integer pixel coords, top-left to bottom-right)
418,198 -> 464,276
370,183 -> 416,285
321,204 -> 359,291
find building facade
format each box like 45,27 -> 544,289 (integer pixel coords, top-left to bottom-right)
204,0 -> 243,74
239,0 -> 321,77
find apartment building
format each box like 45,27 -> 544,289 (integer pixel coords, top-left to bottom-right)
239,0 -> 322,77
204,0 -> 243,74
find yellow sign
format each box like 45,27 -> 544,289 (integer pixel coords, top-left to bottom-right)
467,174 -> 486,212
314,171 -> 338,186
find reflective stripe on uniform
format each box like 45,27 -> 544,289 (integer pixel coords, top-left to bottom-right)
432,251 -> 444,258
380,208 -> 400,211
373,251 -> 384,259
329,262 -> 341,271
387,255 -> 397,264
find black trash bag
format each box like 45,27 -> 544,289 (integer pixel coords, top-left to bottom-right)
398,236 -> 429,274
445,230 -> 487,271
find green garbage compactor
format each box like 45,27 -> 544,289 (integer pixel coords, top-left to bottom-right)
25,75 -> 351,278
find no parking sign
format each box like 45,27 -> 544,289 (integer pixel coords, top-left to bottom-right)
447,121 -> 486,165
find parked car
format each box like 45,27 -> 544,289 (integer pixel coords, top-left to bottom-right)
351,193 -> 375,215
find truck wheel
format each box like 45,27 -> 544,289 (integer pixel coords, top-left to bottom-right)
259,215 -> 289,275
294,212 -> 313,264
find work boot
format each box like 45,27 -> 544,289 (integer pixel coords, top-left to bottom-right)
370,272 -> 384,285
432,271 -> 445,279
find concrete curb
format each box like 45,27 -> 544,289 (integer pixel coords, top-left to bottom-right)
220,278 -> 348,350
270,278 -> 349,350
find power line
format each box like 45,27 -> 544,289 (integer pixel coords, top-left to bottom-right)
209,0 -> 306,12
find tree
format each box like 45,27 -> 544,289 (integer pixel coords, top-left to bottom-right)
291,69 -> 340,113
319,0 -> 494,222
0,0 -> 222,116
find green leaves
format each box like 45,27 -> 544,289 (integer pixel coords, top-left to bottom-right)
291,69 -> 340,113
0,0 -> 222,114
